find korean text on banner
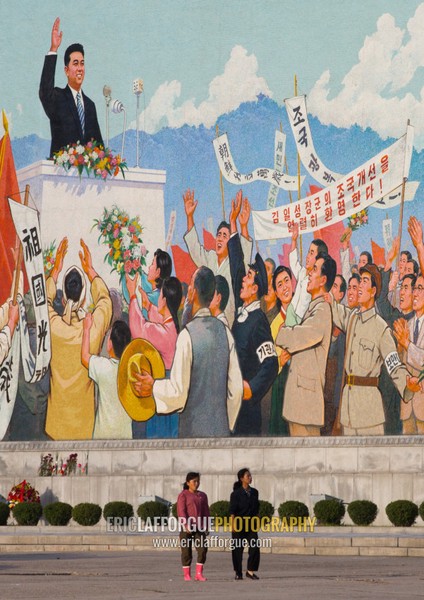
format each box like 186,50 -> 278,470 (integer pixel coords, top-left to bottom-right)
252,127 -> 414,241
213,133 -> 304,191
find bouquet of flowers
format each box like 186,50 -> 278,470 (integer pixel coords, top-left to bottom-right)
94,206 -> 147,278
53,140 -> 127,180
8,480 -> 40,508
38,453 -> 88,476
43,241 -> 57,278
340,209 -> 369,242
38,453 -> 55,476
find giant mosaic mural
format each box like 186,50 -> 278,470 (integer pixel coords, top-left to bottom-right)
1,1 -> 424,441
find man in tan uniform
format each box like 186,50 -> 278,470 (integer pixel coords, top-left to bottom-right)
46,238 -> 112,440
331,264 -> 420,436
276,253 -> 336,437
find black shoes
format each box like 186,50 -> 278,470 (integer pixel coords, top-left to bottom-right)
246,571 -> 259,580
235,572 -> 243,580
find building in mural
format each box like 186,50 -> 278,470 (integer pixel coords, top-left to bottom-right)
0,1 -> 424,441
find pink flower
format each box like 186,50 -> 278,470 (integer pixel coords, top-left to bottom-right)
99,151 -> 105,159
133,258 -> 141,270
102,170 -> 108,179
124,250 -> 131,259
140,244 -> 147,257
124,260 -> 133,273
128,225 -> 135,233
87,141 -> 93,148
113,228 -> 120,238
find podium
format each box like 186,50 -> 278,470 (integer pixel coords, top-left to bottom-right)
17,160 -> 166,291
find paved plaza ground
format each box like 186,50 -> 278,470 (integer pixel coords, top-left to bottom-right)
0,551 -> 423,599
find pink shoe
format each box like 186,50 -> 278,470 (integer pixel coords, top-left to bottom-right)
195,563 -> 207,581
183,566 -> 191,581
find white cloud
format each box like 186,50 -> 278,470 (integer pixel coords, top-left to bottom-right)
308,3 -> 424,149
136,45 -> 271,133
16,103 -> 23,116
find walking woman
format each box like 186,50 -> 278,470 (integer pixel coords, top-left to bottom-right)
230,468 -> 260,580
177,472 -> 210,582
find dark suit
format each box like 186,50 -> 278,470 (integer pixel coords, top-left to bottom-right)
39,54 -> 103,156
229,234 -> 278,435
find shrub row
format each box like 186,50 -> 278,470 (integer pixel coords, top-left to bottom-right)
2,498 -> 424,527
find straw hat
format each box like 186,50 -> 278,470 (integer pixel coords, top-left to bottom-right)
117,338 -> 165,421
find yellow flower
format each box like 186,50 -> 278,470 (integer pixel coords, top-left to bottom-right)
113,239 -> 121,249
114,250 -> 121,260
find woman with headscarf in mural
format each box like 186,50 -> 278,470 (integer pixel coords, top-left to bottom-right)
46,237 -> 112,440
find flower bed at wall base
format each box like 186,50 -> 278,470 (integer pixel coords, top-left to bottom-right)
8,480 -> 40,509
53,140 -> 127,180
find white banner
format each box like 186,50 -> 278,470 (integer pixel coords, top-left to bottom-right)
8,200 -> 51,382
213,133 -> 304,191
382,218 -> 393,252
285,95 -> 342,186
252,126 -> 413,241
0,306 -> 21,440
267,130 -> 286,208
372,180 -> 419,209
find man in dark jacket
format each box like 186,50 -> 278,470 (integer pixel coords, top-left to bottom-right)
39,18 -> 103,156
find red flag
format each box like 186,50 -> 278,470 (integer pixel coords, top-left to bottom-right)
278,243 -> 292,267
202,228 -> 215,251
0,118 -> 21,304
171,244 -> 197,284
371,239 -> 385,267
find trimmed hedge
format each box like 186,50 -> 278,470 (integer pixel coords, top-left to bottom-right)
103,501 -> 134,524
209,501 -> 231,519
0,503 -> 10,525
44,502 -> 73,526
314,499 -> 345,525
258,500 -> 274,519
386,500 -> 418,527
72,503 -> 102,526
278,501 -> 309,520
137,501 -> 168,522
171,503 -> 178,518
419,501 -> 424,522
347,500 -> 378,526
13,502 -> 43,526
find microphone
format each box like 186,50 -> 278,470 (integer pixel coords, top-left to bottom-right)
103,85 -> 112,104
111,99 -> 125,114
103,85 -> 112,148
110,99 -> 126,158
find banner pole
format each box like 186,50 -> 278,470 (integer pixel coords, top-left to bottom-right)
396,119 -> 410,270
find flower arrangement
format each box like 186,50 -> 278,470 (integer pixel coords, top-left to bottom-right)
340,208 -> 369,242
8,480 -> 40,508
53,140 -> 127,180
43,240 -> 57,278
94,205 -> 147,278
347,208 -> 369,232
38,453 -> 88,476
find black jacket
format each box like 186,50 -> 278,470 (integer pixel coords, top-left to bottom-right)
39,54 -> 103,156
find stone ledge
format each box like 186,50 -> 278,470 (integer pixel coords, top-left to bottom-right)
1,435 -> 424,452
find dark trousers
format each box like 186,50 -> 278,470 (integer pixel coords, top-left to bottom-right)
232,530 -> 260,573
179,531 -> 207,566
